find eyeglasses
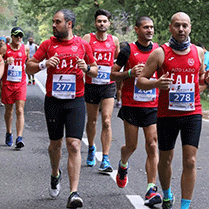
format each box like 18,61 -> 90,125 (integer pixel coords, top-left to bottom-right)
13,33 -> 23,38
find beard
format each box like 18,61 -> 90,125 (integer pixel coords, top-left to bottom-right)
53,27 -> 68,39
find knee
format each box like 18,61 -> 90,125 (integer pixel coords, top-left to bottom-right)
16,107 -> 24,116
183,156 -> 196,170
66,139 -> 81,153
146,138 -> 158,155
48,141 -> 62,153
102,118 -> 111,130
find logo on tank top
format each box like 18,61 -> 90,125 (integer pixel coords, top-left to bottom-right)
105,42 -> 111,48
71,46 -> 78,52
18,52 -> 22,57
188,58 -> 194,66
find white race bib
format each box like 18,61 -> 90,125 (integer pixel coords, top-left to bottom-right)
92,65 -> 111,85
133,78 -> 156,101
7,65 -> 22,82
169,83 -> 195,111
52,74 -> 76,99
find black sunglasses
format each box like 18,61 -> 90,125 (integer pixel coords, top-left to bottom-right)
14,33 -> 23,38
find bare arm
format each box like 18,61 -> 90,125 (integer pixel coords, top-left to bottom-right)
82,34 -> 91,43
0,55 -> 4,78
113,36 -> 120,59
137,47 -> 173,90
26,53 -> 60,74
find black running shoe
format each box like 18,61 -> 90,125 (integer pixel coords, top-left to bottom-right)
66,192 -> 83,208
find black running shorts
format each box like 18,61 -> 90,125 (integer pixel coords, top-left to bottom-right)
44,96 -> 85,140
157,114 -> 202,151
85,82 -> 116,104
118,106 -> 157,127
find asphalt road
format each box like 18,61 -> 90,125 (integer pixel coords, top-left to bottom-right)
0,70 -> 208,209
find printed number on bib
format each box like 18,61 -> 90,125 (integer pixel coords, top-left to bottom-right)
7,65 -> 22,82
52,74 -> 76,99
169,83 -> 195,111
92,65 -> 111,84
133,77 -> 156,101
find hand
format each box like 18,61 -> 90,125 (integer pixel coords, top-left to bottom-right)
156,72 -> 174,90
6,57 -> 14,65
46,53 -> 60,68
204,70 -> 209,85
131,63 -> 145,77
76,56 -> 87,72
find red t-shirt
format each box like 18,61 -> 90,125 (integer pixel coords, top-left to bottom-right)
85,33 -> 116,84
3,44 -> 27,86
157,44 -> 202,117
34,36 -> 95,98
122,42 -> 159,107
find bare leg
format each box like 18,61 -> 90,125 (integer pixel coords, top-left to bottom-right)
66,137 -> 82,192
4,104 -> 13,133
143,124 -> 158,184
15,100 -> 25,137
181,145 -> 197,200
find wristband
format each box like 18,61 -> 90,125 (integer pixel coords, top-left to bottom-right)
86,65 -> 91,72
204,79 -> 209,87
128,69 -> 132,78
39,60 -> 46,70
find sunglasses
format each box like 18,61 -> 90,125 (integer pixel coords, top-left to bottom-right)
13,33 -> 23,38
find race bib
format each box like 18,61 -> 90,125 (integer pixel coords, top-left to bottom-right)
169,83 -> 195,111
7,65 -> 22,82
52,74 -> 76,99
92,65 -> 111,85
133,78 -> 156,101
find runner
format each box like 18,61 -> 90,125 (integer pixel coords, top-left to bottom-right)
27,37 -> 38,85
111,16 -> 162,207
26,9 -> 98,208
137,12 -> 209,209
1,27 -> 29,148
83,9 -> 120,173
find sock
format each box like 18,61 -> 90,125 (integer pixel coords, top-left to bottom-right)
52,170 -> 60,178
147,183 -> 155,191
103,154 -> 109,161
120,160 -> 128,168
181,199 -> 191,209
89,145 -> 95,150
163,188 -> 173,200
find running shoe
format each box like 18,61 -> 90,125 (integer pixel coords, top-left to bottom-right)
33,80 -> 35,85
27,81 -> 31,86
5,133 -> 13,146
162,195 -> 175,209
66,191 -> 83,208
49,169 -> 62,198
116,160 -> 129,188
98,158 -> 113,173
115,101 -> 122,108
15,136 -> 25,149
86,145 -> 96,167
144,186 -> 162,207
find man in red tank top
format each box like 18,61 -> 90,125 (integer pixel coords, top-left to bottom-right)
26,9 -> 98,208
137,12 -> 209,209
111,16 -> 162,207
1,27 -> 29,149
83,9 -> 120,173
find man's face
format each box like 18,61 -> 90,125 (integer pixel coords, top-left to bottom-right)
52,12 -> 69,39
11,33 -> 23,45
135,20 -> 154,42
169,14 -> 191,43
95,15 -> 110,32
28,38 -> 33,45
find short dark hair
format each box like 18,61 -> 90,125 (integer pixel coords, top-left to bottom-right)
55,9 -> 76,28
135,16 -> 153,27
95,9 -> 111,20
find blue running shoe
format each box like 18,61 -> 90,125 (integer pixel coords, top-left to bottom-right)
162,194 -> 175,209
98,158 -> 113,173
86,145 -> 96,167
15,136 -> 25,149
5,133 -> 13,146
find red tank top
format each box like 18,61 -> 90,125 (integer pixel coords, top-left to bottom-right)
3,44 -> 27,86
158,44 -> 202,117
122,42 -> 159,107
85,33 -> 116,84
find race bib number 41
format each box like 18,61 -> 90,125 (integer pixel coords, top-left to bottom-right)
169,83 -> 195,111
52,74 -> 76,99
